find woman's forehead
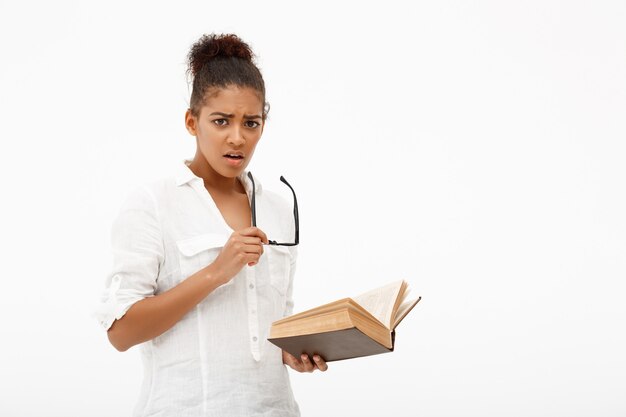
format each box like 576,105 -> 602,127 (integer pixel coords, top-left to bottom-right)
201,85 -> 263,112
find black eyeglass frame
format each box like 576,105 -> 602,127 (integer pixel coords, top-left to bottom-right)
247,172 -> 299,246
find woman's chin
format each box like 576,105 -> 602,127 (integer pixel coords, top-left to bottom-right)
215,162 -> 247,178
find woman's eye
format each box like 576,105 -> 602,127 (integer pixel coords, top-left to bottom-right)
245,121 -> 260,128
213,119 -> 228,126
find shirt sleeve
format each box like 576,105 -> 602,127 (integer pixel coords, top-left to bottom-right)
93,185 -> 164,330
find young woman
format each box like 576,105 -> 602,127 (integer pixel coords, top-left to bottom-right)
95,33 -> 327,416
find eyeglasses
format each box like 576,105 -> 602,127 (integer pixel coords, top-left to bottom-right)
247,172 -> 299,246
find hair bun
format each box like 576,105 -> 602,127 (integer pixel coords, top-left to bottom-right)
188,33 -> 254,77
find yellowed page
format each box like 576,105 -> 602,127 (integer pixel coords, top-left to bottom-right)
272,298 -> 352,325
392,296 -> 421,329
269,309 -> 354,338
352,280 -> 405,329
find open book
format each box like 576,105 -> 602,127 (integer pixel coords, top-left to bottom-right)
268,280 -> 421,362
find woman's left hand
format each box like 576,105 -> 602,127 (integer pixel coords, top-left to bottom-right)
282,350 -> 328,372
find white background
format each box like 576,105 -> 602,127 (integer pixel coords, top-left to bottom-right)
1,1 -> 624,416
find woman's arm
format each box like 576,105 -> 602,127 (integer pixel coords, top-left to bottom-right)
107,263 -> 223,351
107,227 -> 268,352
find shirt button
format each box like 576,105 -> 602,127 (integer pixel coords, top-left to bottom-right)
249,283 -> 254,289
252,336 -> 258,342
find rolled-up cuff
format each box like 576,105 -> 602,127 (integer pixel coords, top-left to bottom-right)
92,275 -> 147,330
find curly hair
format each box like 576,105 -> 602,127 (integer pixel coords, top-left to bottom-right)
187,33 -> 268,118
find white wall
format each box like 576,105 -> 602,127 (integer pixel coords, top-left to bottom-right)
1,1 -> 624,416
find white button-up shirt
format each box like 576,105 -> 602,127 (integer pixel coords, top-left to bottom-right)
94,160 -> 300,417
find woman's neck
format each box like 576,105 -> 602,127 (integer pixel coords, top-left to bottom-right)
187,156 -> 245,194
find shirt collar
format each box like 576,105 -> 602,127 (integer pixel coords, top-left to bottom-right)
175,159 -> 262,196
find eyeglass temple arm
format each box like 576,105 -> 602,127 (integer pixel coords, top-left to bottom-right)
280,176 -> 299,245
247,172 -> 257,227
248,172 -> 299,245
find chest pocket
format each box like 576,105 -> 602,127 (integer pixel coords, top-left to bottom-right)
266,245 -> 292,296
176,233 -> 231,287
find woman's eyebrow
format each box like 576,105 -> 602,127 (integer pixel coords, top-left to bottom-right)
209,112 -> 262,120
209,111 -> 233,118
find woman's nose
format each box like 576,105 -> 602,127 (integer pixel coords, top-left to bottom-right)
227,126 -> 245,147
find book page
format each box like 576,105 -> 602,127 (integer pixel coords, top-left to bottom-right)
392,295 -> 421,329
352,280 -> 405,329
272,298 -> 352,325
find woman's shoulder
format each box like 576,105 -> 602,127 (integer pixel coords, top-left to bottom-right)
118,163 -> 183,212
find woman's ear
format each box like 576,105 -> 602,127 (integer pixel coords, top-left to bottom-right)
185,109 -> 197,136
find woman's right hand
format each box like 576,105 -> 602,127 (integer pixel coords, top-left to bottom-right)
210,227 -> 269,285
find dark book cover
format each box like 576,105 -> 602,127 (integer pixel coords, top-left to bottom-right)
268,328 -> 396,362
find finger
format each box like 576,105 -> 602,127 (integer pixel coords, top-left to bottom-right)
284,351 -> 305,372
241,243 -> 264,255
239,236 -> 263,246
313,355 -> 328,372
292,360 -> 305,373
282,350 -> 295,364
300,354 -> 315,372
242,253 -> 261,267
230,241 -> 263,256
230,242 -> 263,265
285,356 -> 303,372
239,227 -> 269,244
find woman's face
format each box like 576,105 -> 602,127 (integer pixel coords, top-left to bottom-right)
185,85 -> 265,179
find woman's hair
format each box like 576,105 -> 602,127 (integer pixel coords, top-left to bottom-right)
187,33 -> 268,118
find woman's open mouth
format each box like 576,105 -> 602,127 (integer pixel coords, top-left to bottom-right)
223,152 -> 245,166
